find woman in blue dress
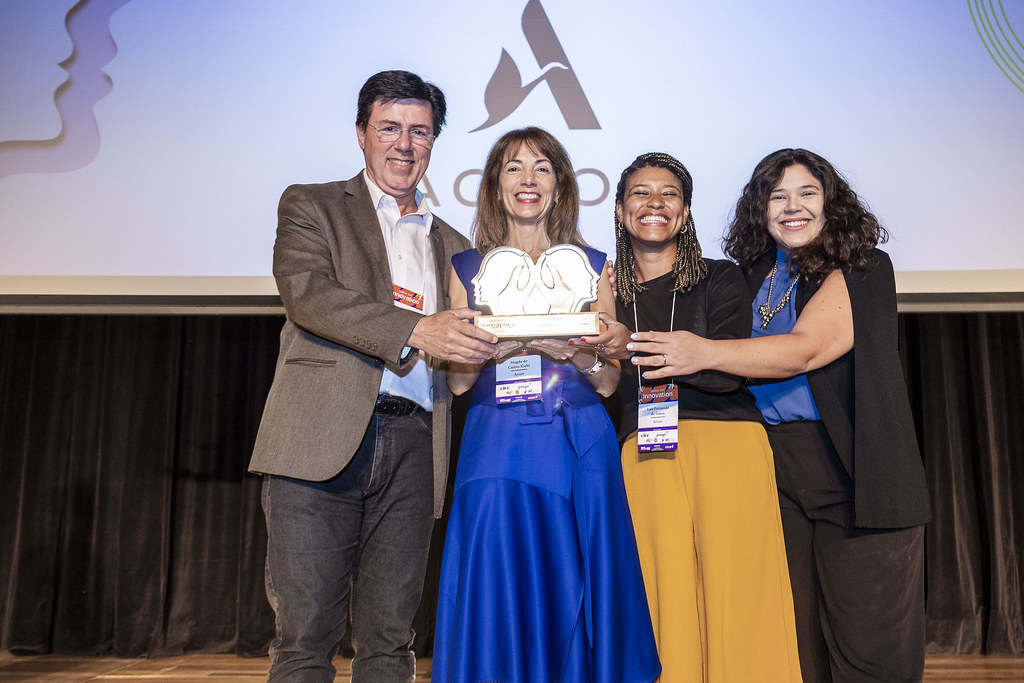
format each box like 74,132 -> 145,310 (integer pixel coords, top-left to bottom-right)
432,126 -> 660,682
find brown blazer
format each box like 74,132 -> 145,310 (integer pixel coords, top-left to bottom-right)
249,173 -> 471,517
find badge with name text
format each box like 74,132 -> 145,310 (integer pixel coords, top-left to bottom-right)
495,354 -> 542,404
393,284 -> 424,312
637,384 -> 679,452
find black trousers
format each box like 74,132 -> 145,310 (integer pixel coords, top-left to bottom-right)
767,421 -> 926,683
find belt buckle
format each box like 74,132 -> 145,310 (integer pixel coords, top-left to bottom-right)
375,394 -> 418,417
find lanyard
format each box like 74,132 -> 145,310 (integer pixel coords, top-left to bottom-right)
633,289 -> 679,453
632,290 -> 676,392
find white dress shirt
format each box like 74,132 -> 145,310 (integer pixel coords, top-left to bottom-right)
363,170 -> 437,411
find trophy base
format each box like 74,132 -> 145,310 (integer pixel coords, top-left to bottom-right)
474,311 -> 600,339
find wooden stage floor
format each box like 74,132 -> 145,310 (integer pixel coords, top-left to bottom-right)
2,653 -> 1023,681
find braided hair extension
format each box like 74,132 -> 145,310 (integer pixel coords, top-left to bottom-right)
614,152 -> 708,304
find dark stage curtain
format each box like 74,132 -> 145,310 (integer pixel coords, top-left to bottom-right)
901,314 -> 1024,655
1,312 -> 1022,658
0,315 -> 278,657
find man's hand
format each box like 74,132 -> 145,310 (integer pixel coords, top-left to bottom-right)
408,307 -> 499,363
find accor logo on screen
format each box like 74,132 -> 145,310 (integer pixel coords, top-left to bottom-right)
421,0 -> 611,209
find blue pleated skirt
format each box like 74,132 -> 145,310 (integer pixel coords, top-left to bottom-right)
432,368 -> 660,682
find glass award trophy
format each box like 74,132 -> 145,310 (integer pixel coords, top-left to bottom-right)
470,244 -> 601,339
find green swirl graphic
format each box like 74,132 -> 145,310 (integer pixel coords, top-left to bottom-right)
969,0 -> 1024,94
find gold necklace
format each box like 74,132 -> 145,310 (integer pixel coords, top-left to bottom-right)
758,263 -> 800,329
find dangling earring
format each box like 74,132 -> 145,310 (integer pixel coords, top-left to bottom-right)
615,220 -> 627,244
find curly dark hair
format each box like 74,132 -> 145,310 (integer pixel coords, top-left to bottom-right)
613,152 -> 707,304
473,127 -> 584,253
722,148 -> 888,282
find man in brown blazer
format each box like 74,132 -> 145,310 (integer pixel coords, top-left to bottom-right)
250,70 -> 498,682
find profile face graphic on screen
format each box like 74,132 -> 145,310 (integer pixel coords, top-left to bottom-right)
471,0 -> 600,132
0,0 -> 131,180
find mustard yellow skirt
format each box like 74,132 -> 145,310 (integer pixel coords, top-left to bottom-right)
621,420 -> 801,683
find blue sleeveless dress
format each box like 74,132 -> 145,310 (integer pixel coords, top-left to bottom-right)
432,247 -> 660,683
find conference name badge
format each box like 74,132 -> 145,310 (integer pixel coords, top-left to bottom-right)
495,354 -> 542,404
637,384 -> 679,452
392,284 -> 424,312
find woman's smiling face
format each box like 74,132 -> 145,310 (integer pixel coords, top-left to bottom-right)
499,143 -> 558,229
766,163 -> 826,252
616,166 -> 690,251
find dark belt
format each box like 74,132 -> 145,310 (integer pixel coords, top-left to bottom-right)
373,394 -> 425,417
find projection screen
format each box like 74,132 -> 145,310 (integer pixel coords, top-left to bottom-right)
1,0 -> 1022,312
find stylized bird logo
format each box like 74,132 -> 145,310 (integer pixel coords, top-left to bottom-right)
471,0 -> 599,132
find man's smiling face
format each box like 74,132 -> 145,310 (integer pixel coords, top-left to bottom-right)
357,98 -> 434,214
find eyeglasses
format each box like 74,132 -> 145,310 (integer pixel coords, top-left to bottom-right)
367,123 -> 435,147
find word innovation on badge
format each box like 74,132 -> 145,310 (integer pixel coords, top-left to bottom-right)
637,384 -> 679,452
393,284 -> 424,311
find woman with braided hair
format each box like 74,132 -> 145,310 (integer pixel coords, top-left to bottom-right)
611,152 -> 801,682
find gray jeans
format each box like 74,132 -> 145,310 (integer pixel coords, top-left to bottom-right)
262,412 -> 435,682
